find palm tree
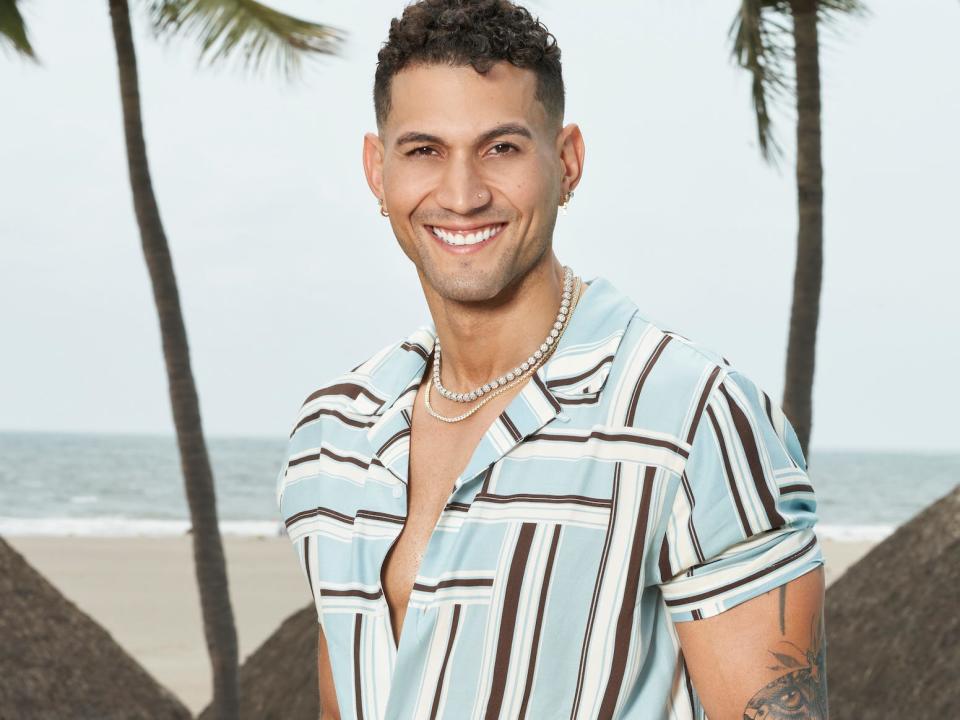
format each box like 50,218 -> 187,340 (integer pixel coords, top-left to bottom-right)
1,1 -> 344,715
729,0 -> 863,457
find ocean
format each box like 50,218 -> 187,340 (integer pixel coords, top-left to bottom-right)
0,431 -> 956,541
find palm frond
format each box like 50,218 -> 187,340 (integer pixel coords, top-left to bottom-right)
0,0 -> 37,61
729,0 -> 794,164
146,0 -> 346,80
818,0 -> 870,31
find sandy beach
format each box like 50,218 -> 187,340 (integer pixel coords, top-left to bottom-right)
5,534 -> 874,715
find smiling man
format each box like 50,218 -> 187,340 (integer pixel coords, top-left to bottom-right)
276,1 -> 827,719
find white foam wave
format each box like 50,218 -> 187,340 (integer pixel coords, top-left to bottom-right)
815,524 -> 895,542
0,515 -> 893,542
0,516 -> 288,538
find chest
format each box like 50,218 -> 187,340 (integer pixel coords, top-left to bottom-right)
379,380 -> 522,642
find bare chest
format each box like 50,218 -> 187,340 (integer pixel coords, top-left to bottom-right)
379,382 -> 517,645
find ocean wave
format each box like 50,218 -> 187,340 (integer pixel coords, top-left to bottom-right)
0,516 -> 287,538
0,515 -> 895,542
815,523 -> 895,542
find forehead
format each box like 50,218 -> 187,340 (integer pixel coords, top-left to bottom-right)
384,62 -> 548,142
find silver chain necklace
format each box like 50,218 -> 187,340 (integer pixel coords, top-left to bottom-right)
432,266 -> 574,402
424,271 -> 582,423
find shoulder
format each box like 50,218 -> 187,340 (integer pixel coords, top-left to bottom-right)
611,309 -> 793,451
286,338 -> 402,437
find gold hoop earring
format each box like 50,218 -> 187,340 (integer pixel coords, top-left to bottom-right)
378,198 -> 389,217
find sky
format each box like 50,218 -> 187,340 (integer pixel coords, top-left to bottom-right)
1,0 -> 957,451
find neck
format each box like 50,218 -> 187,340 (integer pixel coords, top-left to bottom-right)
421,255 -> 567,392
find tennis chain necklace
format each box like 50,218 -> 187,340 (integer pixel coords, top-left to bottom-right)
423,268 -> 582,424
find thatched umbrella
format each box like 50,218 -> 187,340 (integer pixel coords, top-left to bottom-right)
0,537 -> 191,720
197,605 -> 318,720
826,484 -> 960,718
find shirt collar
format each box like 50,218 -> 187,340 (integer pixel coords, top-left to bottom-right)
364,274 -> 639,487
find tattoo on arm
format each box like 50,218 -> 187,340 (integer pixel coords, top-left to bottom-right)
742,605 -> 828,719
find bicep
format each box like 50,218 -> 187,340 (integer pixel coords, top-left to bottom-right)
318,625 -> 341,720
675,565 -> 828,720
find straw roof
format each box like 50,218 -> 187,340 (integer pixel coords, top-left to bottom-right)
0,536 -> 191,720
825,484 -> 960,718
198,604 -> 319,720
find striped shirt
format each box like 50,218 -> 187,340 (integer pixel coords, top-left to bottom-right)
276,274 -> 824,720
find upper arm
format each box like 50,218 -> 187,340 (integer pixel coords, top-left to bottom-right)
653,366 -> 828,716
675,564 -> 828,719
318,625 -> 341,720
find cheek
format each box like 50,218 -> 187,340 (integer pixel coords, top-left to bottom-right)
383,163 -> 436,208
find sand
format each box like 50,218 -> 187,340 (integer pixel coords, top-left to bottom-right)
4,534 -> 874,715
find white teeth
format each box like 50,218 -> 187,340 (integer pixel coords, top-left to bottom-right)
432,224 -> 502,246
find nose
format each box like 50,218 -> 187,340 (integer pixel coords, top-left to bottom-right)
434,153 -> 491,215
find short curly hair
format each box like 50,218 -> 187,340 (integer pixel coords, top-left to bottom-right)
373,0 -> 564,130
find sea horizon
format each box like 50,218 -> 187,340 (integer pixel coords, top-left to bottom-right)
1,430 -> 956,541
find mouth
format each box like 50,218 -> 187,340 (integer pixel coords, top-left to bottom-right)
426,222 -> 506,253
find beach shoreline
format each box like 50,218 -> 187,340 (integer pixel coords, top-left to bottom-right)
5,534 -> 874,715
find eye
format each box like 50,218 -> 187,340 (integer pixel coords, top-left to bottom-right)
406,146 -> 438,157
489,142 -> 518,156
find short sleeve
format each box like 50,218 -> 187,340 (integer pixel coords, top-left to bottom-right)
656,367 -> 824,622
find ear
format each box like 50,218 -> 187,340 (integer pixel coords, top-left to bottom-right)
362,131 -> 386,202
556,123 -> 585,196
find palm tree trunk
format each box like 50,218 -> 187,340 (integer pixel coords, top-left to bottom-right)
784,0 -> 823,459
106,1 -> 239,716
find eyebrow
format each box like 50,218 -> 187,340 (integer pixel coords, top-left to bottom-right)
394,122 -> 533,148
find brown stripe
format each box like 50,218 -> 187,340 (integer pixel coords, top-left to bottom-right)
304,536 -> 316,603
762,390 -> 775,427
517,524 -> 562,720
545,354 -> 615,389
556,394 -> 602,406
429,604 -> 463,720
598,466 -> 656,719
659,533 -> 672,583
444,501 -> 472,513
685,365 -> 723,445
718,380 -> 785,528
484,522 -> 536,720
304,382 -> 385,407
286,505 -> 355,529
355,509 -> 406,524
706,405 -> 752,536
475,491 -> 612,508
289,446 -> 372,471
529,429 -> 688,457
570,463 -> 621,720
292,407 -> 375,436
681,471 -> 706,564
779,483 -> 814,495
353,613 -> 364,720
665,535 -> 819,607
412,577 -> 495,593
378,426 -> 411,455
321,587 -> 383,600
479,466 -> 493,495
625,334 -> 673,425
400,340 -> 430,360
500,410 -> 523,442
532,372 -> 562,412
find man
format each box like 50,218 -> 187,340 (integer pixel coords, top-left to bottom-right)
276,1 -> 827,718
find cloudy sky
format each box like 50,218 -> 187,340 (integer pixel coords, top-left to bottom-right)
2,0 -> 957,451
